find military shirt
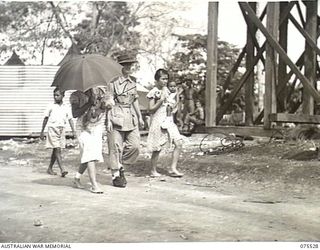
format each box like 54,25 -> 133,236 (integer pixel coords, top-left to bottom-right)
110,76 -> 139,131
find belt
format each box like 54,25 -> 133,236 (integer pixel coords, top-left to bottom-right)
116,103 -> 132,108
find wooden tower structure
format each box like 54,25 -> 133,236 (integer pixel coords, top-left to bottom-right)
205,1 -> 320,135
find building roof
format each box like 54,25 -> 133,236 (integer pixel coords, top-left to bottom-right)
4,51 -> 25,66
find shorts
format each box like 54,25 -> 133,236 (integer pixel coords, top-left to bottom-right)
46,126 -> 66,149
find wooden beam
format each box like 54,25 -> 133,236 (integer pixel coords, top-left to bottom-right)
303,1 -> 318,115
264,2 -> 279,129
269,113 -> 320,124
217,44 -> 266,123
206,2 -> 218,127
239,2 -> 320,103
288,14 -> 320,56
222,4 -> 267,93
222,47 -> 246,93
296,1 -> 306,27
245,2 -> 256,126
217,1 -> 295,124
286,69 -> 301,104
196,125 -> 276,138
239,3 -> 266,66
278,2 -> 289,112
254,39 -> 320,124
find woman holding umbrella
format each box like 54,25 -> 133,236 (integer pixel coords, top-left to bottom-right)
70,87 -> 113,193
52,54 -> 123,193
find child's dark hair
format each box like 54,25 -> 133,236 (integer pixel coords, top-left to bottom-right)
167,81 -> 176,86
195,99 -> 203,106
154,68 -> 169,81
53,87 -> 65,96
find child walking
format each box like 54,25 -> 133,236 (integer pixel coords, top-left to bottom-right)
147,69 -> 184,178
40,87 -> 76,177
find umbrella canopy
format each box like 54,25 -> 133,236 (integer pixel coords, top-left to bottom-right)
52,54 -> 122,92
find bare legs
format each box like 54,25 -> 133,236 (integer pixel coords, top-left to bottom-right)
74,161 -> 102,193
87,161 -> 100,190
170,140 -> 183,176
150,150 -> 161,177
47,148 -> 68,177
150,140 -> 183,177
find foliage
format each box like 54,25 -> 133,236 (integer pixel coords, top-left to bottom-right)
0,1 -> 190,67
0,1 -> 83,64
0,1 -> 142,63
72,2 -> 141,56
133,2 -> 188,71
166,34 -> 244,111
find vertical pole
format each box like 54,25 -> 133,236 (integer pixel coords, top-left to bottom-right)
206,2 -> 219,127
91,2 -> 99,53
264,2 -> 279,129
278,2 -> 288,112
256,2 -> 264,113
91,2 -> 98,34
303,1 -> 317,115
245,2 -> 256,126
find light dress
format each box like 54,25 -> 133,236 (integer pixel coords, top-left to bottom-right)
70,90 -> 105,164
147,87 -> 184,151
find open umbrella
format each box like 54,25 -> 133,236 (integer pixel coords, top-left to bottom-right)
52,54 -> 122,92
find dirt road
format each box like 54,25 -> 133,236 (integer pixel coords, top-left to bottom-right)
0,135 -> 320,242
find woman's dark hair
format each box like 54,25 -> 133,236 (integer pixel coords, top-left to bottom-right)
154,68 -> 169,81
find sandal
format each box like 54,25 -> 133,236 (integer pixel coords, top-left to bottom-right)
89,186 -> 104,194
169,171 -> 184,178
61,170 -> 68,177
47,169 -> 57,175
150,172 -> 162,178
73,177 -> 85,189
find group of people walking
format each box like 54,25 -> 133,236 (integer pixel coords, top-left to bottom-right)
40,54 -> 186,194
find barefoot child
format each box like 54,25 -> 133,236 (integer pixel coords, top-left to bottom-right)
40,87 -> 76,177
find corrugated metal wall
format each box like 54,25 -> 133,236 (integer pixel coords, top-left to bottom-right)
0,66 -> 74,137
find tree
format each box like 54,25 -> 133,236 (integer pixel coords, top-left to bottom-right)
166,34 -> 244,112
0,2 -> 142,64
72,1 -> 141,56
0,1 -> 83,64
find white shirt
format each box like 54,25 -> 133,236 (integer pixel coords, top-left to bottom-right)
43,103 -> 72,127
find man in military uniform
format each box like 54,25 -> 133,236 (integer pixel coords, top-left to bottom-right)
106,54 -> 144,188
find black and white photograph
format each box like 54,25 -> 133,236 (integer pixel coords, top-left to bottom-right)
0,0 -> 319,248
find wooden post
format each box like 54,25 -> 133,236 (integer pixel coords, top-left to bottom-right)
303,1 -> 318,115
278,2 -> 288,112
217,2 -> 294,124
206,2 -> 219,127
245,2 -> 256,126
264,2 -> 279,129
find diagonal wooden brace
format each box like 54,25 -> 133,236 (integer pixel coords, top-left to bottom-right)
239,2 -> 320,103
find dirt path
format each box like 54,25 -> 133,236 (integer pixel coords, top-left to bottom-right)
0,163 -> 319,242
1,135 -> 320,242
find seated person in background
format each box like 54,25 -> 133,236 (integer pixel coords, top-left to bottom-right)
183,99 -> 205,131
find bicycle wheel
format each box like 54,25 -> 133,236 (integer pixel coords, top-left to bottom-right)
199,132 -> 228,154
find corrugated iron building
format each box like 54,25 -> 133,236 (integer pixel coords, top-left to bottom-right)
0,66 -> 74,137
